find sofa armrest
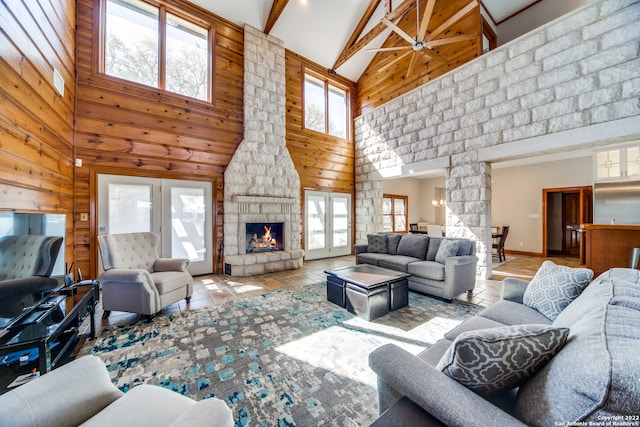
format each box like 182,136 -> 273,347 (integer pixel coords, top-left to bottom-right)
441,255 -> 478,300
369,344 -> 527,427
154,258 -> 190,272
354,244 -> 368,256
169,398 -> 234,427
500,278 -> 530,303
0,355 -> 123,427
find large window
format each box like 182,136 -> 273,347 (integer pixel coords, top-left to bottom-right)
383,195 -> 408,233
103,0 -> 211,101
304,73 -> 348,139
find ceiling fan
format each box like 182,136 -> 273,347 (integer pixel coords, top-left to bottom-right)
369,0 -> 479,77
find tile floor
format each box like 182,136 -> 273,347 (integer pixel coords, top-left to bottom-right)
85,253 -> 583,339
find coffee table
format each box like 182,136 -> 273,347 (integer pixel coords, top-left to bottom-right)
324,264 -> 410,321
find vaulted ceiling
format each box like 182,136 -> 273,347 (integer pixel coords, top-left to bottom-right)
187,0 -> 541,82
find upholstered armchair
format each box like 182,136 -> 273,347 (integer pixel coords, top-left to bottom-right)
97,232 -> 193,317
0,235 -> 63,298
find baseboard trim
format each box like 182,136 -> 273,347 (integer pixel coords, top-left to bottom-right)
504,250 -> 543,257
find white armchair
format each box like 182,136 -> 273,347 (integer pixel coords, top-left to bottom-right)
97,232 -> 193,317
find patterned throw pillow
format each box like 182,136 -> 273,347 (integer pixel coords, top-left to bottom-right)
436,324 -> 569,396
367,234 -> 387,254
435,239 -> 459,264
523,260 -> 594,321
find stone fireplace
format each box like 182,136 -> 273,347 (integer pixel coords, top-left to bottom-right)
223,25 -> 304,276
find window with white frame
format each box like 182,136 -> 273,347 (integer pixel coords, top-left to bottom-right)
103,0 -> 211,102
304,73 -> 348,139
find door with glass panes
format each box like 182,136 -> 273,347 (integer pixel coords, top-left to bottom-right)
97,174 -> 213,275
305,191 -> 351,260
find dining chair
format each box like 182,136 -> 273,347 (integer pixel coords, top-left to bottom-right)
492,225 -> 509,262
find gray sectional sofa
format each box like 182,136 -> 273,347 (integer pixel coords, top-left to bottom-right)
369,264 -> 640,426
354,233 -> 478,301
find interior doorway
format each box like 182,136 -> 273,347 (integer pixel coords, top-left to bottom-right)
542,186 -> 592,262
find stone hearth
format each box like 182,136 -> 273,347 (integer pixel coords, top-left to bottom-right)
223,26 -> 303,277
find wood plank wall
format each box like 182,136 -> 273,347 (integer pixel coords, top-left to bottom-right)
75,0 -> 244,277
0,0 -> 76,263
285,51 -> 357,249
357,0 -> 482,114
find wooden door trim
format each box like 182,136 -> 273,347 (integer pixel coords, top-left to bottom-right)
542,186 -> 592,258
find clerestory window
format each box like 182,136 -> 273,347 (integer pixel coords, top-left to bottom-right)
102,0 -> 212,102
304,72 -> 348,139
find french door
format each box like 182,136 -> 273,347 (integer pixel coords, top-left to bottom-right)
97,174 -> 213,275
304,190 -> 351,260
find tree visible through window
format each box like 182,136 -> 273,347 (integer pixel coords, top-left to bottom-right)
304,73 -> 348,139
383,195 -> 408,233
104,0 -> 210,101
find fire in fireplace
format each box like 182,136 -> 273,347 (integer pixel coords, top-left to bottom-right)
246,222 -> 284,253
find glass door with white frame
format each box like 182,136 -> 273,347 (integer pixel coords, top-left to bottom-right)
304,190 -> 351,260
98,174 -> 213,275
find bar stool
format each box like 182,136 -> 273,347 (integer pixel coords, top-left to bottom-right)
631,247 -> 640,269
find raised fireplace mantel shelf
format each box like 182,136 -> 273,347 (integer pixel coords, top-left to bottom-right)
232,195 -> 297,204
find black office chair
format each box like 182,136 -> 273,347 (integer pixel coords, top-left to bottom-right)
492,226 -> 509,262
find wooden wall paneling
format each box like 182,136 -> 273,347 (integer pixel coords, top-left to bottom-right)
75,0 -> 244,275
284,50 -> 357,252
0,0 -> 75,267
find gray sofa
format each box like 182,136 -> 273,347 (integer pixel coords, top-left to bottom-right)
0,235 -> 63,298
0,355 -> 234,427
369,266 -> 640,426
354,233 -> 478,301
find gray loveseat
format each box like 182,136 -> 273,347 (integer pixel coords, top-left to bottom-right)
354,233 -> 478,301
369,265 -> 640,426
0,355 -> 234,427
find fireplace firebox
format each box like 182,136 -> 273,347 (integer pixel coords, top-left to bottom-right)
246,222 -> 284,253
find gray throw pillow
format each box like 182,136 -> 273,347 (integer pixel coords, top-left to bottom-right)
435,239 -> 459,264
523,260 -> 594,321
367,234 -> 387,254
436,324 -> 569,396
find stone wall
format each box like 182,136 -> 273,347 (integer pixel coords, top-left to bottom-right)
354,0 -> 640,278
223,25 -> 304,276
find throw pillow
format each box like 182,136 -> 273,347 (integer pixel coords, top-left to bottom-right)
367,234 -> 387,254
523,260 -> 594,321
435,239 -> 459,264
436,324 -> 569,396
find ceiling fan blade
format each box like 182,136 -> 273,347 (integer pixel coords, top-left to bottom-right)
427,0 -> 479,42
417,0 -> 437,42
367,45 -> 413,53
405,52 -> 418,79
421,47 -> 449,64
378,49 -> 413,73
381,17 -> 416,45
426,33 -> 478,47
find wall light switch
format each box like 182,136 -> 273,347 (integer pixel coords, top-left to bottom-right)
80,213 -> 89,221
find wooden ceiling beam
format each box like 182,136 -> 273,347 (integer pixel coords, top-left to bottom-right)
332,0 -> 416,70
264,0 -> 290,34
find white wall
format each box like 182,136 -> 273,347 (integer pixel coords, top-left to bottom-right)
492,156 -> 593,254
496,0 -> 597,45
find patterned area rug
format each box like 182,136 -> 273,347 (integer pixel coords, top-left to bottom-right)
91,282 -> 482,426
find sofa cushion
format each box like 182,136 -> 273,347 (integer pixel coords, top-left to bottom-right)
378,255 -> 422,272
435,239 -> 460,264
479,300 -> 553,326
367,234 -> 388,254
522,261 -> 594,321
386,234 -> 402,255
396,234 -> 429,259
425,237 -> 443,261
436,324 -> 569,396
357,252 -> 388,266
444,316 -> 506,341
514,272 -> 640,426
407,261 -> 445,281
